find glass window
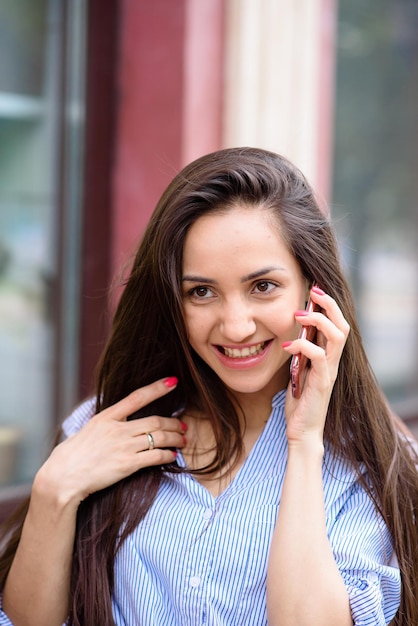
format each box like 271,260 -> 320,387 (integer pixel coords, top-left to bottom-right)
0,0 -> 85,487
332,0 -> 418,420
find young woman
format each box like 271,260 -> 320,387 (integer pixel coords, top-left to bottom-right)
0,147 -> 417,626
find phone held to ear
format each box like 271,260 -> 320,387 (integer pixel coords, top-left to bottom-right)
290,291 -> 321,399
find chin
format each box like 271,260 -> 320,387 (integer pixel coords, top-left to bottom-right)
224,374 -> 284,397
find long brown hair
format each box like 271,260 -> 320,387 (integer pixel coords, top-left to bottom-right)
1,147 -> 417,625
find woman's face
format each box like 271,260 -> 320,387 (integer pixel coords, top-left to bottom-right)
181,205 -> 309,402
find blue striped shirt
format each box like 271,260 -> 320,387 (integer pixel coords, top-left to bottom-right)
0,390 -> 400,625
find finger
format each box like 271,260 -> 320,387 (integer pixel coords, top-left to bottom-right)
283,338 -> 325,362
294,289 -> 350,356
294,311 -> 347,353
285,314 -> 346,391
308,287 -> 350,338
285,307 -> 347,381
99,377 -> 179,422
130,414 -> 187,435
137,448 -> 179,469
134,429 -> 187,453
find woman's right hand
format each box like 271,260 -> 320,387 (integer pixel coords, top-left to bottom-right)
34,377 -> 186,506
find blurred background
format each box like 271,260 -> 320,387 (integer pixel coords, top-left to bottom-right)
0,0 -> 417,516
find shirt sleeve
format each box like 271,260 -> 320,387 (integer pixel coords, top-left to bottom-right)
61,396 -> 96,438
327,480 -> 400,626
0,596 -> 14,626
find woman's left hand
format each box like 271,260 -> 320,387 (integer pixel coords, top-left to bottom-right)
282,286 -> 350,446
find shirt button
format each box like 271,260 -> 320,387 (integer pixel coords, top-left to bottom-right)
190,576 -> 201,588
203,508 -> 213,521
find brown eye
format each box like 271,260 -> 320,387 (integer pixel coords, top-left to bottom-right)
253,280 -> 277,295
256,281 -> 270,292
190,286 -> 213,298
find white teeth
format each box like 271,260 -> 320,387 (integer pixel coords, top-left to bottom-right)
223,342 -> 265,358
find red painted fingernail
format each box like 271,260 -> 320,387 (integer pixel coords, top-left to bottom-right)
164,376 -> 178,388
180,421 -> 188,432
172,450 -> 178,458
311,286 -> 325,296
294,310 -> 309,317
282,341 -> 293,348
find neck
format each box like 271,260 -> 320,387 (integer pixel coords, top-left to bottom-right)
230,389 -> 277,429
229,367 -> 289,428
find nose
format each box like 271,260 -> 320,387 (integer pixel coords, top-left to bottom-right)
219,299 -> 257,342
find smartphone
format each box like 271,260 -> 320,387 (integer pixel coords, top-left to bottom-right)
290,294 -> 321,399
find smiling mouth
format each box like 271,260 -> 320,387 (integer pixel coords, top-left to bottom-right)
217,341 -> 270,359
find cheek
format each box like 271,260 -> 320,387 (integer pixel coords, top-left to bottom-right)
289,321 -> 301,340
268,310 -> 300,340
183,308 -> 209,344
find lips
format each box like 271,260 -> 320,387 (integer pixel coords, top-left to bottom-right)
217,340 -> 270,359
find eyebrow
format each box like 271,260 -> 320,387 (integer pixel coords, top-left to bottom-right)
182,266 -> 287,284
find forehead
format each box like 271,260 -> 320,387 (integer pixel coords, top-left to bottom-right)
182,205 -> 300,276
